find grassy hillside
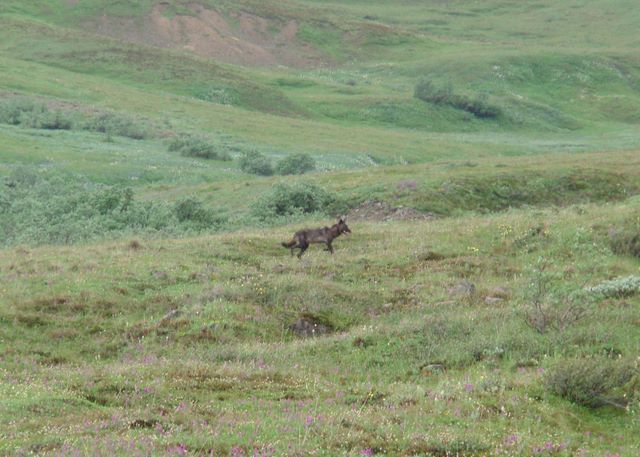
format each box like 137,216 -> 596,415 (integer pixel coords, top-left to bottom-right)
1,0 -> 639,455
2,202 -> 639,455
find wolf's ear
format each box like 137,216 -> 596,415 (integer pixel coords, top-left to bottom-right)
339,215 -> 346,222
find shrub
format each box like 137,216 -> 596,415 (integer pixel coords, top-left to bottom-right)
239,151 -> 274,176
173,197 -> 218,225
0,98 -> 73,129
544,357 -> 637,408
275,153 -> 316,175
522,260 -> 593,334
0,98 -> 32,125
21,107 -> 74,130
610,230 -> 640,258
83,112 -> 149,139
0,97 -> 152,137
252,182 -> 336,219
608,214 -> 640,258
586,276 -> 640,298
414,79 -> 453,105
453,94 -> 502,118
0,169 -> 227,246
91,187 -> 134,214
414,78 -> 501,118
168,134 -> 231,160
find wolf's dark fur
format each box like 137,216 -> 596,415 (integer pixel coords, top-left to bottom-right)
282,217 -> 351,258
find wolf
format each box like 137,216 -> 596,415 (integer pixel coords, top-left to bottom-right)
281,217 -> 351,258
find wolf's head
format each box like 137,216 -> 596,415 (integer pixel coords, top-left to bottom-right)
337,216 -> 351,235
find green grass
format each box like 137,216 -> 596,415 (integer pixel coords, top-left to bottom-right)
1,202 -> 639,455
1,0 -> 640,454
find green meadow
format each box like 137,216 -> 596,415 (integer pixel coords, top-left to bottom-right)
0,1 -> 639,455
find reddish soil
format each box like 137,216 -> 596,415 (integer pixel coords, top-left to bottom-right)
81,3 -> 328,68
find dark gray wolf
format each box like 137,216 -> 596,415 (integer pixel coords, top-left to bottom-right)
281,217 -> 351,258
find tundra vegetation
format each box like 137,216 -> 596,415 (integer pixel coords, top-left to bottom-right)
0,0 -> 639,455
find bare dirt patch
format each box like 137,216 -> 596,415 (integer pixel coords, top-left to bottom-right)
347,200 -> 437,222
82,3 -> 328,68
290,314 -> 332,337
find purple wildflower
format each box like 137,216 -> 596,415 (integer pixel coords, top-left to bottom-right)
504,434 -> 518,446
231,446 -> 246,457
168,444 -> 187,456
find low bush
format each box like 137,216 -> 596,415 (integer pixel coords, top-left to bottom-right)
0,97 -> 155,138
0,97 -> 74,130
275,153 -> 316,175
251,182 -> 337,219
414,79 -> 454,105
239,151 -> 274,176
82,112 -> 150,140
173,197 -> 225,228
414,78 -> 501,118
586,276 -> 640,298
544,357 -> 638,408
0,168 -> 226,246
168,134 -> 231,160
608,215 -> 640,257
522,260 -> 594,334
610,230 -> 640,257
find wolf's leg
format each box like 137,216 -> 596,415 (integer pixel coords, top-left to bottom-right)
297,242 -> 309,258
325,241 -> 334,254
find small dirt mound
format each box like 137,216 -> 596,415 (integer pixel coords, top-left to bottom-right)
347,200 -> 437,222
290,315 -> 332,337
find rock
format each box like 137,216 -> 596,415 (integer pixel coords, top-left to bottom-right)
421,364 -> 445,375
396,180 -> 418,192
449,280 -> 476,296
490,286 -> 509,298
417,251 -> 445,261
290,316 -> 331,337
160,309 -> 182,323
152,270 -> 168,280
272,264 -> 288,274
203,323 -> 219,332
129,418 -> 159,429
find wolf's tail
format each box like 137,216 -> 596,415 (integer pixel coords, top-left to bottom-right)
281,239 -> 297,248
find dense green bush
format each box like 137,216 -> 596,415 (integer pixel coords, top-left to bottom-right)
586,276 -> 640,298
173,197 -> 225,228
275,153 -> 316,175
544,357 -> 637,408
168,134 -> 232,160
610,230 -> 640,258
0,168 -> 226,246
252,182 -> 337,219
414,79 -> 454,105
83,112 -> 150,139
0,97 -> 154,138
414,78 -> 501,118
0,98 -> 73,130
608,215 -> 640,258
239,151 -> 274,176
